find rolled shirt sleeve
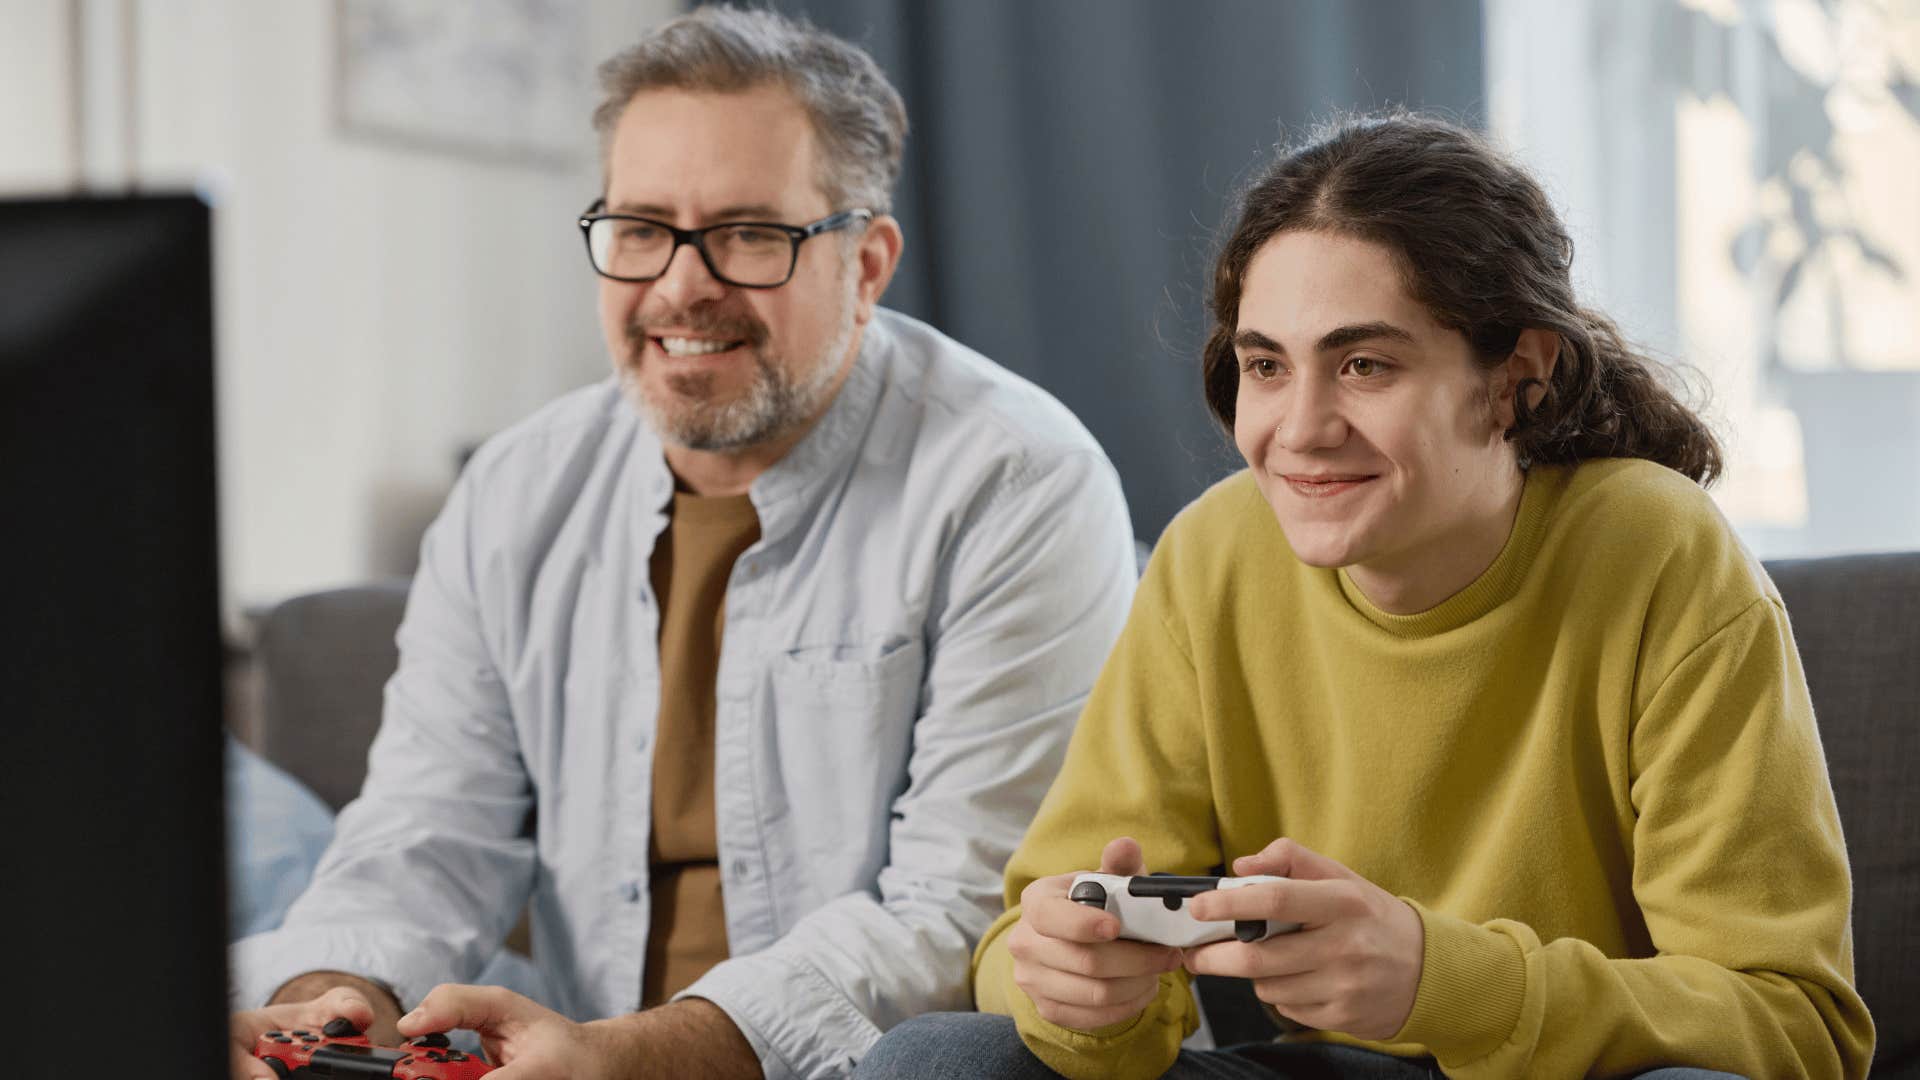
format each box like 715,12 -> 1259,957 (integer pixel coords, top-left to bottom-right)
229,470 -> 537,1010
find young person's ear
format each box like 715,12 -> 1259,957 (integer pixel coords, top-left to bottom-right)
1492,328 -> 1561,431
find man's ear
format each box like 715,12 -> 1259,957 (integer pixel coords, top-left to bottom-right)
851,214 -> 904,326
1493,328 -> 1561,431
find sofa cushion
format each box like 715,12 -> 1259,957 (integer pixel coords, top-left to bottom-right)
1768,552 -> 1920,1075
253,579 -> 410,812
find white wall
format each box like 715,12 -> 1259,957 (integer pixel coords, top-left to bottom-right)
0,3 -> 77,192
2,0 -> 679,612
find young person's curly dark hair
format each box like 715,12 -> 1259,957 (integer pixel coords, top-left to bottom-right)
1202,112 -> 1723,485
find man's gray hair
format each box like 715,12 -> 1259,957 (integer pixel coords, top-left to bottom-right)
593,5 -> 908,214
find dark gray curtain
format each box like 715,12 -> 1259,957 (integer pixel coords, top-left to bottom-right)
774,0 -> 1485,541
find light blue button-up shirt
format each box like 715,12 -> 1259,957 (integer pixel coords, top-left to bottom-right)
232,309 -> 1137,1078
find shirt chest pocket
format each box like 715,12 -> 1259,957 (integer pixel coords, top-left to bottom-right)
767,639 -> 924,873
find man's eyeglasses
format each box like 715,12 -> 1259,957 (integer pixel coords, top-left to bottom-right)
577,201 -> 873,289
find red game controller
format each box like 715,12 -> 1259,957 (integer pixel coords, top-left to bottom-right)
254,1016 -> 493,1077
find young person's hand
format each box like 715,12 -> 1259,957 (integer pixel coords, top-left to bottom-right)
1005,836 -> 1185,1030
229,985 -> 378,1079
1183,838 -> 1425,1040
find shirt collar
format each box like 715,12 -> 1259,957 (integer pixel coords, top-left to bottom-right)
748,315 -> 890,523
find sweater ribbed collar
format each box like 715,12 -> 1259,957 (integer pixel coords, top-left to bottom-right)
1332,465 -> 1567,638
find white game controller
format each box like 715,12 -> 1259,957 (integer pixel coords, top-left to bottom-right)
1068,873 -> 1300,948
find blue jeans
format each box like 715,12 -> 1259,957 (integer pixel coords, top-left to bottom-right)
854,1013 -> 1748,1079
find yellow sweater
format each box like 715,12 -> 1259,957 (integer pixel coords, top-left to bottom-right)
973,460 -> 1874,1079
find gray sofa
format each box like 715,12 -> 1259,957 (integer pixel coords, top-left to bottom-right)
250,554 -> 1919,1075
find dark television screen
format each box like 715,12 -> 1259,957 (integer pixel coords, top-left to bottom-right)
0,193 -> 227,1076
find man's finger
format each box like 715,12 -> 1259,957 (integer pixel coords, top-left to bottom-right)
230,1042 -> 275,1080
1186,877 -> 1355,926
1015,926 -> 1181,980
399,983 -> 536,1037
1182,929 -> 1328,980
292,986 -> 376,1031
1035,982 -> 1163,1033
1249,970 -> 1330,1012
1024,894 -> 1122,943
1020,870 -> 1082,907
1017,962 -> 1163,1011
1097,836 -> 1147,877
1232,837 -> 1354,882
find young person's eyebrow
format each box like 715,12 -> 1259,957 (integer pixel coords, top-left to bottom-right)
1233,328 -> 1284,352
1315,321 -> 1415,352
1233,322 -> 1415,355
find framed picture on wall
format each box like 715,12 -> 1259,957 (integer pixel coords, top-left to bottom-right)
334,0 -> 589,166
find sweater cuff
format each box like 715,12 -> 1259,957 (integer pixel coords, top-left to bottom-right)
972,910 -> 1195,1080
1394,899 -> 1526,1064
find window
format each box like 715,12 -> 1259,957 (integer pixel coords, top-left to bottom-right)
1489,0 -> 1920,556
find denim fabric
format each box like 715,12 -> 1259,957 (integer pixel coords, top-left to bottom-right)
857,1014 -> 1436,1079
225,734 -> 335,940
855,1013 -> 1749,1079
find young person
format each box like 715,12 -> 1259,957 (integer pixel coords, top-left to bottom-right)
860,114 -> 1875,1079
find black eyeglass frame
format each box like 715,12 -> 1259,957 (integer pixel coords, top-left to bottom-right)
576,201 -> 873,288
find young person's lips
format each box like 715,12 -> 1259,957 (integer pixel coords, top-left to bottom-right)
1281,474 -> 1376,498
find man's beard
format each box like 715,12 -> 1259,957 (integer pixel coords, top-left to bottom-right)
619,288 -> 857,452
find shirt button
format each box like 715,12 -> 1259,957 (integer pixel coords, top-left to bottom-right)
621,880 -> 641,903
636,588 -> 652,606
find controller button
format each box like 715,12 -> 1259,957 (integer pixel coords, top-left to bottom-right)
1162,896 -> 1182,911
291,1030 -> 311,1037
273,1035 -> 293,1043
265,1031 -> 284,1038
1067,880 -> 1108,907
322,1017 -> 360,1038
412,1032 -> 452,1048
262,1057 -> 292,1078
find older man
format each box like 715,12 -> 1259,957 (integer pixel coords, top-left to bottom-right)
227,8 -> 1134,1079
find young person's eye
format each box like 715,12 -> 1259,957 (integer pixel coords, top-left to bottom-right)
1241,357 -> 1281,380
1346,355 -> 1390,377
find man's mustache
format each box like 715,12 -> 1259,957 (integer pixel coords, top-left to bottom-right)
625,310 -> 769,350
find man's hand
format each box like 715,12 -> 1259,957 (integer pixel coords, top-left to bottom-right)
229,985 -> 377,1080
400,985 -> 617,1079
1006,836 -> 1184,1031
400,985 -> 761,1079
1182,838 -> 1425,1041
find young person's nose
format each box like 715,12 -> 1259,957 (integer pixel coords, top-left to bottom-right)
1275,374 -> 1350,454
